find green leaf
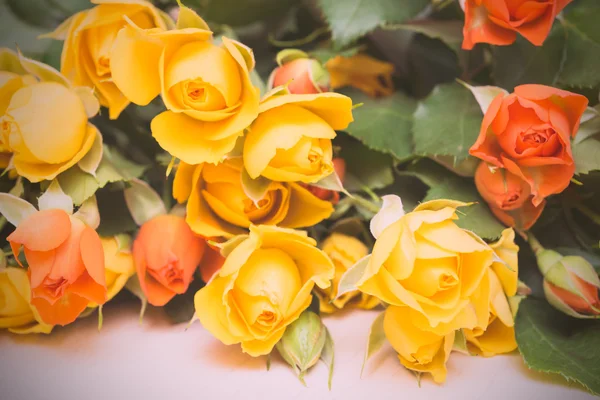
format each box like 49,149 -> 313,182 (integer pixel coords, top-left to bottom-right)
386,20 -> 463,52
343,89 -> 417,161
336,133 -> 394,192
317,0 -> 429,48
320,329 -> 335,390
559,0 -> 600,88
311,171 -> 350,197
573,137 -> 600,175
1,1 -> 51,57
190,0 -> 300,26
452,329 -> 470,355
515,297 -> 600,396
124,179 -> 167,226
336,254 -> 371,298
361,312 -> 386,376
125,275 -> 147,325
413,82 -> 483,161
96,186 -> 138,237
492,24 -> 566,91
407,159 -> 505,239
57,166 -> 101,206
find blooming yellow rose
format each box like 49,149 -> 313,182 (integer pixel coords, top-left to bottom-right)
315,233 -> 379,313
357,199 -> 493,335
88,236 -> 136,308
243,89 -> 353,183
44,0 -> 171,119
109,6 -> 259,164
384,305 -> 454,383
194,225 -> 334,356
0,48 -> 100,182
464,269 -> 517,357
173,158 -> 333,238
0,267 -> 53,334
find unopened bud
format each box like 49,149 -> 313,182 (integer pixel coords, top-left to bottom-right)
276,311 -> 327,383
269,49 -> 329,94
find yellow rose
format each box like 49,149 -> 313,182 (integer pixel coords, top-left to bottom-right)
88,236 -> 136,308
490,228 -> 519,297
109,6 -> 259,164
464,269 -> 517,357
173,158 -> 333,238
194,225 -> 334,356
357,200 -> 493,335
0,48 -> 100,182
44,0 -> 171,119
384,305 -> 454,383
0,267 -> 53,334
243,89 -> 353,183
315,233 -> 379,313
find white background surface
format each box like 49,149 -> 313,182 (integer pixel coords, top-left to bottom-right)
0,302 -> 594,400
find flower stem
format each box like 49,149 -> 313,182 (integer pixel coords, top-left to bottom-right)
574,203 -> 600,226
526,232 -> 544,255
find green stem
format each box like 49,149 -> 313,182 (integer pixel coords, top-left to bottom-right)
268,27 -> 330,48
526,231 -> 544,255
351,195 -> 381,214
574,203 -> 600,226
0,216 -> 7,233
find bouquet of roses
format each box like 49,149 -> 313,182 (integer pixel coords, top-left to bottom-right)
1,0 -> 599,395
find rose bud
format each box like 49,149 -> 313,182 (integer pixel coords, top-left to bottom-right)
475,163 -> 545,230
270,49 -> 329,94
276,311 -> 328,384
133,214 -> 206,306
303,158 -> 346,205
530,235 -> 600,318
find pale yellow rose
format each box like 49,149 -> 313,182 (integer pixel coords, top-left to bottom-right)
0,48 -> 100,182
464,269 -> 517,356
173,158 -> 333,238
44,0 -> 171,119
316,233 -> 379,313
0,267 -> 53,334
357,200 -> 493,335
194,225 -> 334,356
109,6 -> 259,164
384,305 -> 454,383
243,88 -> 353,183
88,236 -> 136,308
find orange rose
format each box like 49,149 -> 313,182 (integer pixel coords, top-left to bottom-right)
133,214 -> 208,306
8,209 -> 106,326
474,162 -> 545,229
272,58 -> 329,94
462,0 -> 572,50
546,278 -> 600,316
470,85 -> 588,206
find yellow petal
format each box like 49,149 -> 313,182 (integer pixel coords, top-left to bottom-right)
241,327 -> 286,357
279,183 -> 333,228
259,92 -> 353,130
151,111 -> 242,164
490,228 -> 519,297
383,306 -> 443,359
13,123 -> 98,183
110,22 -> 164,106
194,275 -> 240,345
173,161 -> 197,203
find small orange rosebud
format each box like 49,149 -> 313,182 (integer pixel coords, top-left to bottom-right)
133,214 -> 205,306
272,58 -> 329,94
546,278 -> 600,316
8,209 -> 106,326
475,162 -> 544,230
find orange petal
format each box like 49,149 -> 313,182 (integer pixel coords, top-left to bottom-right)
462,1 -> 517,50
469,93 -> 505,166
24,248 -> 56,289
199,245 -> 225,283
7,209 -> 71,251
31,292 -> 89,326
80,226 -> 106,286
68,272 -> 107,305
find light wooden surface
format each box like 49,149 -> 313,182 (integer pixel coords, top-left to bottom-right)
0,302 -> 594,400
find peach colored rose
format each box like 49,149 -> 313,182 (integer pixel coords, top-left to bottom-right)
470,85 -> 588,206
462,0 -> 572,50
